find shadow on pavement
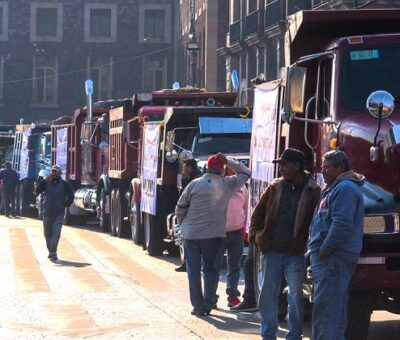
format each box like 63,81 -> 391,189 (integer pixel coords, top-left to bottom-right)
57,260 -> 92,268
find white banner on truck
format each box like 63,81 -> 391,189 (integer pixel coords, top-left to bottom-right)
248,84 -> 279,227
19,128 -> 32,180
55,128 -> 68,179
140,123 -> 161,215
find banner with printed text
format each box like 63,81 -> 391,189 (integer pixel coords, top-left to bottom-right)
55,128 -> 68,179
140,123 -> 161,215
248,85 -> 279,229
18,128 -> 32,180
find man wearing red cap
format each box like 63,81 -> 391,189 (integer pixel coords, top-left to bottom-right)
175,152 -> 251,316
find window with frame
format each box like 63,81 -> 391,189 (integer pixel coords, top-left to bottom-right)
0,2 -> 9,41
248,0 -> 258,13
30,3 -> 62,42
88,56 -> 113,101
144,10 -> 166,40
33,56 -> 58,105
143,57 -> 166,92
84,4 -> 117,43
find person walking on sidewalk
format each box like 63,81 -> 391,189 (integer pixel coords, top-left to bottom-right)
0,161 -> 19,217
175,153 -> 251,316
175,158 -> 201,273
248,148 -> 321,340
216,166 -> 248,308
307,150 -> 364,340
36,165 -> 74,263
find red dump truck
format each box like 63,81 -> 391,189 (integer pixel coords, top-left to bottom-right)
251,9 -> 400,338
50,100 -> 125,225
107,89 -> 252,256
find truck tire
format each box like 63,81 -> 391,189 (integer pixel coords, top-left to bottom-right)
110,189 -> 117,236
143,212 -> 164,256
346,292 -> 373,340
98,188 -> 110,232
115,188 -> 128,238
130,200 -> 143,244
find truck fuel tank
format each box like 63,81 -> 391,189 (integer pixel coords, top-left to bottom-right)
74,187 -> 97,212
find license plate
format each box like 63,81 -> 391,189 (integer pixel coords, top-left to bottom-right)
358,257 -> 385,264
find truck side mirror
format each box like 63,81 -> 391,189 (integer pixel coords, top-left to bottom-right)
165,131 -> 175,152
282,66 -> 307,124
122,122 -> 130,143
100,114 -> 109,134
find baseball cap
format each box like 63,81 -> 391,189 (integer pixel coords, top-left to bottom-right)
207,155 -> 225,171
51,165 -> 62,173
272,148 -> 304,165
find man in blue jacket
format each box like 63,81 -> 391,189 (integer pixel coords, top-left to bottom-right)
36,165 -> 74,263
307,150 -> 364,340
0,161 -> 19,217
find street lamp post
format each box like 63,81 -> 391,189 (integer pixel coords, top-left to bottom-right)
187,2 -> 199,87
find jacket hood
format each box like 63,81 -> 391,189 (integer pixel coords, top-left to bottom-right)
328,170 -> 365,190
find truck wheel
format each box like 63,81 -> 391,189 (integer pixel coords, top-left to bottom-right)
98,188 -> 110,232
115,189 -> 128,238
110,189 -> 117,236
130,200 -> 143,244
143,212 -> 164,256
346,292 -> 372,340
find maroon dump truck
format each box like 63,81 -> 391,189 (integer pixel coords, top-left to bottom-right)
50,100 -> 125,225
251,9 -> 400,338
107,89 -> 252,257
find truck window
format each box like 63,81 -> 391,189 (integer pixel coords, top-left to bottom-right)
193,133 -> 251,156
342,47 -> 400,110
317,58 -> 332,118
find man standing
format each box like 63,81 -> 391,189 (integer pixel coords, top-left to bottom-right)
0,161 -> 19,217
248,148 -> 321,340
307,150 -> 364,340
175,158 -> 200,272
36,165 -> 74,263
175,153 -> 250,316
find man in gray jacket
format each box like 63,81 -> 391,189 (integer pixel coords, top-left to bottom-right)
175,153 -> 251,316
36,165 -> 74,263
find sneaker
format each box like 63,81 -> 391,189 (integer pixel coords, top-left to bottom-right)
227,296 -> 241,308
230,300 -> 258,312
50,257 -> 60,264
175,263 -> 186,272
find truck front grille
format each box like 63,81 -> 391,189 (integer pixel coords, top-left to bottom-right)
364,214 -> 399,234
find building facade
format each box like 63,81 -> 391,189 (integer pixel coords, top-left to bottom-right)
177,0 -> 229,91
0,0 -> 177,124
218,0 -> 400,105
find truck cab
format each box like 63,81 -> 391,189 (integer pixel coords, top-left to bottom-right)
252,9 -> 400,338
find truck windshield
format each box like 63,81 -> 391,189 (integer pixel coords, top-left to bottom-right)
193,134 -> 251,155
342,46 -> 400,110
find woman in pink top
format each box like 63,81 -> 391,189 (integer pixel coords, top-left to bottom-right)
218,166 -> 248,308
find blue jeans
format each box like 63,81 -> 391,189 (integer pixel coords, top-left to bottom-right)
243,243 -> 256,304
184,238 -> 223,310
216,230 -> 244,297
310,253 -> 357,340
43,214 -> 64,256
259,251 -> 305,340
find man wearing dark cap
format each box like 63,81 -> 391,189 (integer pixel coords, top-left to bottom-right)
175,152 -> 251,316
0,161 -> 19,217
248,148 -> 321,340
36,165 -> 74,263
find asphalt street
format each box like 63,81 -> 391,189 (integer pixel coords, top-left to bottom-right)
0,215 -> 399,339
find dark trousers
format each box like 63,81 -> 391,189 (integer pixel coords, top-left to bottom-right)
184,238 -> 223,310
243,243 -> 256,304
2,188 -> 15,216
43,214 -> 64,256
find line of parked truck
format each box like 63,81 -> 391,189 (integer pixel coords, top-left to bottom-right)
2,8 -> 400,339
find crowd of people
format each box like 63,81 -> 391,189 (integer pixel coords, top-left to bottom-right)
175,149 -> 364,340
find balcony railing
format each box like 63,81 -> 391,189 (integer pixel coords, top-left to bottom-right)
229,20 -> 241,45
244,10 -> 265,37
264,0 -> 281,29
